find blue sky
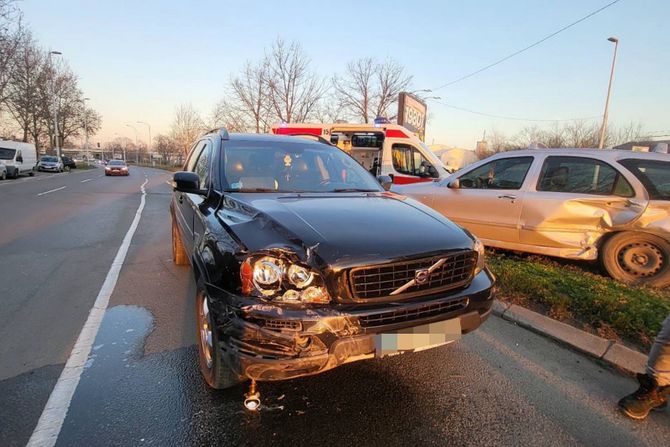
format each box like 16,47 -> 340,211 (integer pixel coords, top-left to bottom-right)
21,0 -> 670,148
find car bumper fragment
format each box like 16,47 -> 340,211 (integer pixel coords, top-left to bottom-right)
207,269 -> 495,381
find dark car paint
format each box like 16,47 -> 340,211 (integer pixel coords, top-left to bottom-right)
171,132 -> 495,382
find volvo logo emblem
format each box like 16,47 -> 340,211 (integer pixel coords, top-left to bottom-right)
415,269 -> 430,285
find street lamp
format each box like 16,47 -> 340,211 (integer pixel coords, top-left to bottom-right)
81,97 -> 90,165
125,123 -> 139,163
136,121 -> 151,164
598,37 -> 619,149
48,51 -> 63,159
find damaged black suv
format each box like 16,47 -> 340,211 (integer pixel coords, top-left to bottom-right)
170,129 -> 495,390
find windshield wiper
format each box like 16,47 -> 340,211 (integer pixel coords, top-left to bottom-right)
331,188 -> 379,192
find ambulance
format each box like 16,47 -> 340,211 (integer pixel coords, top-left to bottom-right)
271,122 -> 449,184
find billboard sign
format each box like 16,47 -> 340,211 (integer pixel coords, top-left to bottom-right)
397,92 -> 427,141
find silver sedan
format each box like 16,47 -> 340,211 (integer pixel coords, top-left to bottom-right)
394,148 -> 670,287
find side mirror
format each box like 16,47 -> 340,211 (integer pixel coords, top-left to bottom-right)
377,175 -> 393,191
447,179 -> 460,189
172,171 -> 202,194
17,156 -> 23,163
428,165 -> 438,178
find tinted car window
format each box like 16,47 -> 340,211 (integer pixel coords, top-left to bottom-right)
391,144 -> 434,177
459,157 -> 533,190
0,148 -> 15,160
222,140 -> 382,193
538,156 -> 634,197
193,141 -> 212,188
619,159 -> 670,200
108,160 -> 125,166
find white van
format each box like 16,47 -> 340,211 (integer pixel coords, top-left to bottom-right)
0,140 -> 37,178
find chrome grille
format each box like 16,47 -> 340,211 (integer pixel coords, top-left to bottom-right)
358,298 -> 469,328
349,251 -> 477,300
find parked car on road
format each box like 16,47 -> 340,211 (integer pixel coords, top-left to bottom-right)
170,129 -> 494,393
37,155 -> 64,173
395,149 -> 670,287
104,159 -> 129,176
0,140 -> 37,178
62,155 -> 77,169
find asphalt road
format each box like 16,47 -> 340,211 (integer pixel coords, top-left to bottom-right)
0,167 -> 668,446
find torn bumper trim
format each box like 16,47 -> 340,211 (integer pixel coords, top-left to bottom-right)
217,269 -> 495,381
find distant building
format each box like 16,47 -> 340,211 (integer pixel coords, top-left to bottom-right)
613,140 -> 670,153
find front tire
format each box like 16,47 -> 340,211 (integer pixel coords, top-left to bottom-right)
0,170 -> 6,180
601,232 -> 670,288
195,280 -> 243,389
171,219 -> 189,266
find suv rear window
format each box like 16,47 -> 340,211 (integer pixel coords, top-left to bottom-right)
619,159 -> 670,200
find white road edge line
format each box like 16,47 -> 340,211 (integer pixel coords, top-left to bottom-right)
36,186 -> 66,196
80,178 -> 93,183
27,175 -> 150,447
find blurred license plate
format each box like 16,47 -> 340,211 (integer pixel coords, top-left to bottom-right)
374,318 -> 461,358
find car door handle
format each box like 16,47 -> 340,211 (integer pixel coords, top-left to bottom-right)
497,194 -> 517,200
178,195 -> 184,204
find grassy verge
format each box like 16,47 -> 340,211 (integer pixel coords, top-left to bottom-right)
487,249 -> 670,350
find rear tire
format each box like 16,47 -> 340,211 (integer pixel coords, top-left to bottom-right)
29,170 -> 34,177
195,280 -> 243,389
601,232 -> 670,288
0,170 -> 5,180
172,219 -> 189,266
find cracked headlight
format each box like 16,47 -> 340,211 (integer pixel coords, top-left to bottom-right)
241,255 -> 330,304
473,238 -> 486,276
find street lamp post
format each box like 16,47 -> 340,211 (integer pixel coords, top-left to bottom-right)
81,97 -> 90,165
48,51 -> 62,159
136,121 -> 151,164
598,37 -> 619,149
125,123 -> 139,163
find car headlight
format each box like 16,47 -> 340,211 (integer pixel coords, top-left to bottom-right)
473,238 -> 486,276
241,255 -> 330,304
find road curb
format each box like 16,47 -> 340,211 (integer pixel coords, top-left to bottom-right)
492,300 -> 647,376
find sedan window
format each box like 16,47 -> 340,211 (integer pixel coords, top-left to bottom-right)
458,157 -> 533,190
538,156 -> 634,197
619,159 -> 670,200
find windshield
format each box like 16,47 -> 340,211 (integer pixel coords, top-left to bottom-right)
222,140 -> 383,193
0,148 -> 16,160
619,158 -> 670,200
109,160 -> 125,166
41,156 -> 57,162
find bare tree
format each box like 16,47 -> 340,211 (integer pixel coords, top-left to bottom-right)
266,38 -> 326,123
170,103 -> 205,156
210,98 -> 250,133
153,134 -> 179,165
373,58 -> 412,120
332,57 -> 376,123
0,0 -> 24,107
228,60 -> 272,132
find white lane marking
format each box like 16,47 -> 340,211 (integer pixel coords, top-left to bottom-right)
27,176 -> 149,447
36,186 -> 66,196
80,178 -> 93,183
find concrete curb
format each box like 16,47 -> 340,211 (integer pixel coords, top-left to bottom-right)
492,300 -> 647,376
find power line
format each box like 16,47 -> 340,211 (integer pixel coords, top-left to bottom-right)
431,0 -> 623,91
431,99 -> 600,122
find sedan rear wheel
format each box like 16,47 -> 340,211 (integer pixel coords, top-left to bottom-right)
602,232 -> 670,288
195,281 -> 243,389
1,170 -> 6,180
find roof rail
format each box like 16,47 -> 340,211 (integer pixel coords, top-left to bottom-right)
206,127 -> 230,140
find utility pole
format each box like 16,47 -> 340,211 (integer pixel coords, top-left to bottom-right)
49,51 -> 63,159
81,97 -> 90,165
598,37 -> 619,149
137,121 -> 152,164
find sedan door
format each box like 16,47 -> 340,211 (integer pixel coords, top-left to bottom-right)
519,155 -> 646,256
430,156 -> 536,245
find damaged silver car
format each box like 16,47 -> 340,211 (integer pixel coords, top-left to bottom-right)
395,149 -> 670,287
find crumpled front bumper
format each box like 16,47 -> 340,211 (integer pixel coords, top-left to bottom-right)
208,269 -> 495,381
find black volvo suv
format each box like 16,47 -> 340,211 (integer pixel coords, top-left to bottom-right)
170,129 -> 495,390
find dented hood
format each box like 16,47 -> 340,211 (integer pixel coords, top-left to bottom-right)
218,192 -> 473,267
